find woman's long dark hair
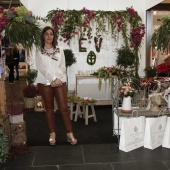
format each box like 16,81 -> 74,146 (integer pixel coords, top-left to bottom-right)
41,26 -> 57,49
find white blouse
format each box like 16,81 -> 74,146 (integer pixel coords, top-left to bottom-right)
34,46 -> 67,85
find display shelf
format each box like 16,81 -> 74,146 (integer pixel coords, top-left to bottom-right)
111,77 -> 168,143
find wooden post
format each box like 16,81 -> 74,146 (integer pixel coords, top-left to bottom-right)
0,79 -> 6,115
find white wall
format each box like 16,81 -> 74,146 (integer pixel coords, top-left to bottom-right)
146,0 -> 163,10
21,0 -> 161,90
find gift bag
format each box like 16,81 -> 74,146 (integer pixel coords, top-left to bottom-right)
119,116 -> 145,152
162,117 -> 170,149
144,115 -> 167,150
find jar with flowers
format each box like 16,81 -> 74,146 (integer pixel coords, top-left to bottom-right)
119,82 -> 135,113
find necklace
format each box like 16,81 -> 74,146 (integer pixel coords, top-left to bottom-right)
41,47 -> 60,58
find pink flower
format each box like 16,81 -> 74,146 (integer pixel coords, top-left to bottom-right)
0,7 -> 4,13
10,7 -> 15,11
84,97 -> 89,100
124,91 -> 128,95
29,11 -> 32,16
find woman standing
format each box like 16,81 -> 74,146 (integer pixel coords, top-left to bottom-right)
35,26 -> 77,145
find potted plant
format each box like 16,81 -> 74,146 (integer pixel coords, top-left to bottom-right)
64,49 -> 76,95
144,66 -> 157,79
23,84 -> 37,109
0,6 -> 41,49
116,46 -> 135,70
6,100 -> 24,124
24,69 -> 38,85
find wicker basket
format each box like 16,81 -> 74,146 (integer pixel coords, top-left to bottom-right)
24,97 -> 35,109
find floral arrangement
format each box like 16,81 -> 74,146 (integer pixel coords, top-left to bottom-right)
67,96 -> 97,104
81,97 -> 97,104
119,82 -> 135,98
0,6 -> 41,48
140,79 -> 152,88
91,65 -> 134,90
6,102 -> 23,116
23,84 -> 37,98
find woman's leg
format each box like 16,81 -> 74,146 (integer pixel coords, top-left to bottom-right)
15,63 -> 19,80
8,64 -> 14,82
37,83 -> 55,133
54,83 -> 73,133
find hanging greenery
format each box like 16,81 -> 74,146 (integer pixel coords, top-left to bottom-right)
0,6 -> 41,49
94,36 -> 102,52
45,7 -> 145,77
151,14 -> 170,52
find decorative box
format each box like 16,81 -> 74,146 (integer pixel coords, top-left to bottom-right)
9,114 -> 24,124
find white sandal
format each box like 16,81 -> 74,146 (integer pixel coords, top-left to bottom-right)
67,133 -> 77,145
49,132 -> 56,145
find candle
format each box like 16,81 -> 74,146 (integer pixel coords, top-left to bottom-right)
37,102 -> 42,108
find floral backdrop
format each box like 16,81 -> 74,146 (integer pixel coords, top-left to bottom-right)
45,7 -> 145,77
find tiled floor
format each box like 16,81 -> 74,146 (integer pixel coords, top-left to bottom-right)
2,79 -> 170,170
1,144 -> 170,170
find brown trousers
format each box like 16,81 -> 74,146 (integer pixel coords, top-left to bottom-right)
37,83 -> 72,134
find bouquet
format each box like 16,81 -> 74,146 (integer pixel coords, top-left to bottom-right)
119,82 -> 135,98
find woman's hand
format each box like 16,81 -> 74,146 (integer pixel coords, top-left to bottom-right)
51,78 -> 62,87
